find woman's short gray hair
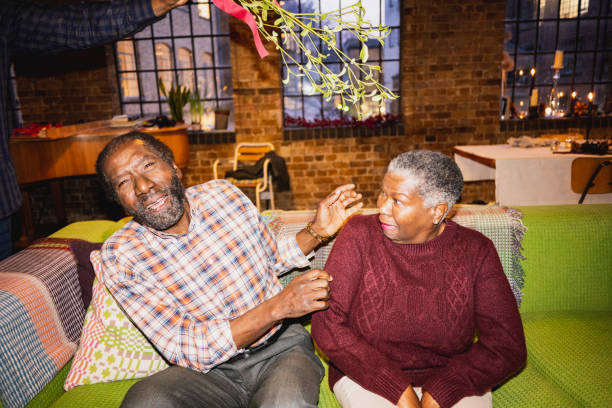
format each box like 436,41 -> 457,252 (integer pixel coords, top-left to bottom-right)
387,150 -> 464,208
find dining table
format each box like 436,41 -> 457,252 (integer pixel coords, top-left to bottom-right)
453,144 -> 612,206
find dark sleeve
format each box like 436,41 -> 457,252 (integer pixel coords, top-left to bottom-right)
422,239 -> 527,408
9,0 -> 158,54
311,218 -> 412,405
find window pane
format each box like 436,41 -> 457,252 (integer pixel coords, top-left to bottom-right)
123,103 -> 142,117
578,20 -> 596,51
212,5 -> 230,34
574,52 -> 595,82
172,6 -> 192,37
322,97 -> 341,119
535,52 -> 554,84
383,61 -> 400,91
594,50 -> 611,81
539,0 -> 559,19
140,72 -> 160,101
153,13 -> 171,38
134,25 -> 151,39
143,102 -> 161,116
192,4 -> 212,35
216,68 -> 233,99
284,96 -> 303,119
195,68 -> 215,98
303,96 -> 322,120
593,83 -> 610,108
385,0 -> 400,26
519,0 -> 539,20
384,28 -> 400,59
517,22 -> 537,52
135,40 -> 155,70
599,18 -> 612,49
506,0 -> 518,20
537,21 -> 556,52
194,38 -> 214,68
558,20 -> 577,51
214,36 -> 231,67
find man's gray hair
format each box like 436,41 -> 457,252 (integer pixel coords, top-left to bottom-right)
387,150 -> 464,209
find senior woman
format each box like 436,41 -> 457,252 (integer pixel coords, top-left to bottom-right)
311,150 -> 526,408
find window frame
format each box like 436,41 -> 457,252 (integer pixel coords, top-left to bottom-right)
113,0 -> 233,121
504,0 -> 611,118
280,0 -> 402,127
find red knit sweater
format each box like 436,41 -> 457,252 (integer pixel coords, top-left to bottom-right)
311,214 -> 526,408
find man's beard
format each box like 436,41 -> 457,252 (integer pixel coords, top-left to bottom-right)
128,172 -> 186,231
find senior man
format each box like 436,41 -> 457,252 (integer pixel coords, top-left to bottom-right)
95,131 -> 362,407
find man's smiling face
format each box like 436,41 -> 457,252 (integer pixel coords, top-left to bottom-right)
104,139 -> 187,233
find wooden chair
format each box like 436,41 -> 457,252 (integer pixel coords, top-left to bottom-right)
571,157 -> 612,203
213,143 -> 275,211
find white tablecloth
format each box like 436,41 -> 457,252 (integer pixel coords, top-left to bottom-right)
454,144 -> 612,206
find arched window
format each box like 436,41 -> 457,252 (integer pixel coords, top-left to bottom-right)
155,43 -> 173,91
116,40 -> 139,99
178,47 -> 195,92
198,52 -> 215,98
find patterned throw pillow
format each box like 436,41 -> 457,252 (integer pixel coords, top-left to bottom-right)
63,250 -> 168,390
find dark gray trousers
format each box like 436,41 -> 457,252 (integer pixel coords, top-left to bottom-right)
120,323 -> 324,408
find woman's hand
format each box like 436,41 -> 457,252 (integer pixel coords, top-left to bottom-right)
311,184 -> 362,238
420,392 -> 440,408
397,386 -> 421,408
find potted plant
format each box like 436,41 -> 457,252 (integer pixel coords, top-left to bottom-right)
214,107 -> 230,130
188,92 -> 203,129
158,78 -> 190,124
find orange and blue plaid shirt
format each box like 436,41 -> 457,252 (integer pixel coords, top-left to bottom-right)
101,179 -> 310,372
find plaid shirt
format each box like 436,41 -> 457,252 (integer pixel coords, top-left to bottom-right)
0,0 -> 157,218
101,180 -> 310,372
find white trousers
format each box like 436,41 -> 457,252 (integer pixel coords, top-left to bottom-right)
333,376 -> 492,408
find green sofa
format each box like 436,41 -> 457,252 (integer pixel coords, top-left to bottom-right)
2,204 -> 611,408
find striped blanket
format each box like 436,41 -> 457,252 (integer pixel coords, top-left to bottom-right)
0,238 -> 86,408
262,205 -> 526,304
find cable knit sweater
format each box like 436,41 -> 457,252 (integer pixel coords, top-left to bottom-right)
311,214 -> 526,408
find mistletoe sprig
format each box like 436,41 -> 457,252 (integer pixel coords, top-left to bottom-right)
240,0 -> 398,118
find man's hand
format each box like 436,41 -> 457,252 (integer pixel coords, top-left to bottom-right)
420,392 -> 440,408
272,269 -> 332,319
228,269 -> 331,349
311,184 -> 363,238
151,0 -> 189,16
397,386 -> 421,408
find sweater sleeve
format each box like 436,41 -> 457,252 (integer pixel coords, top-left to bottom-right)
311,217 -> 412,405
422,239 -> 527,408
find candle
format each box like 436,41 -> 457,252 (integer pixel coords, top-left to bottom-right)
588,92 -> 594,102
530,89 -> 538,106
553,50 -> 564,69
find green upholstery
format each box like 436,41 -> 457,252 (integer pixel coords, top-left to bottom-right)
15,205 -> 612,408
521,311 -> 612,407
492,360 -> 581,407
50,379 -> 137,407
516,205 -> 612,314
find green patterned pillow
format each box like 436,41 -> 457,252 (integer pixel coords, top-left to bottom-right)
63,250 -> 168,390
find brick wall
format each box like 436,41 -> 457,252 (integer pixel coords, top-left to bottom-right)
18,0 -> 513,227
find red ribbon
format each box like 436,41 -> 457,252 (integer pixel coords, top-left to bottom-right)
211,0 -> 269,58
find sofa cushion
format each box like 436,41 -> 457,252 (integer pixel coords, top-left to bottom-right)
517,204 -> 612,314
520,310 -> 612,407
492,359 -> 581,407
0,238 -> 84,408
63,251 -> 168,390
